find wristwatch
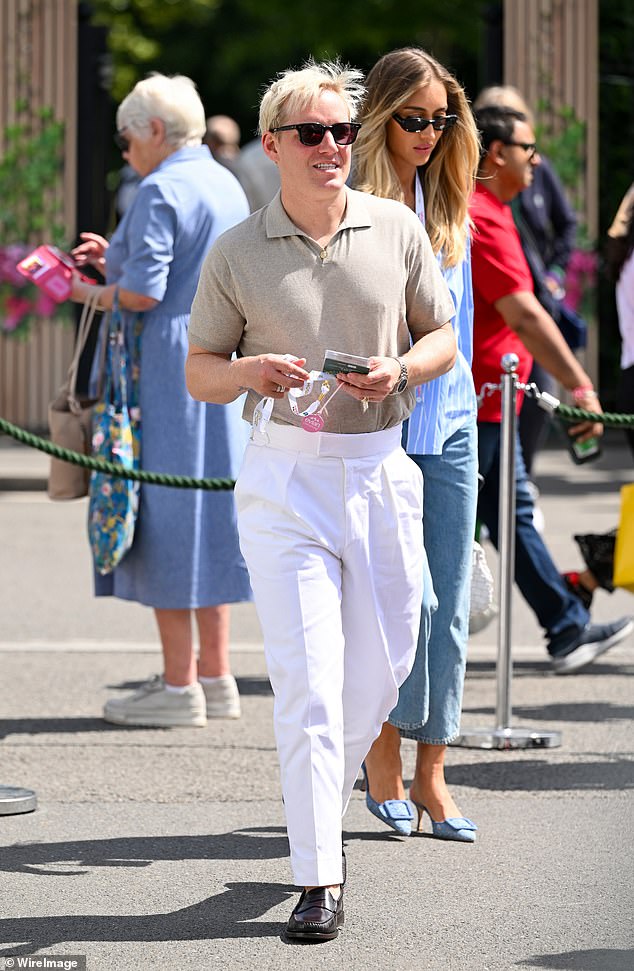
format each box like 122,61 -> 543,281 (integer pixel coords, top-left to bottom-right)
389,357 -> 408,395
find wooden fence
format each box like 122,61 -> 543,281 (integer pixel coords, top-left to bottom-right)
1,0 -> 600,428
504,0 -> 599,383
0,0 -> 77,430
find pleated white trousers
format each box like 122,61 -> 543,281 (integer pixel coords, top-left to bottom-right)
235,422 -> 429,887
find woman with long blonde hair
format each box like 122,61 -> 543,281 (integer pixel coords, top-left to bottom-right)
352,47 -> 481,840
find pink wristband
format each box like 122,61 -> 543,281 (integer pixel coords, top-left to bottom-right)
571,386 -> 597,401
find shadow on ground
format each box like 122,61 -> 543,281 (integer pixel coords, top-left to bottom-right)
518,948 -> 634,970
443,757 -> 634,791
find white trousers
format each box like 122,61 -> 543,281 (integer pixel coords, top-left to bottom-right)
235,422 -> 429,886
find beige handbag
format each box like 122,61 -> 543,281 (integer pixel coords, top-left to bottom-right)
48,288 -> 104,500
468,539 -> 497,634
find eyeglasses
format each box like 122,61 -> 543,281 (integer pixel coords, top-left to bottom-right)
269,122 -> 361,146
391,114 -> 458,133
114,130 -> 130,152
503,140 -> 537,160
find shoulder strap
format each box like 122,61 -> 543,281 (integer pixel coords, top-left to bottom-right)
67,287 -> 102,414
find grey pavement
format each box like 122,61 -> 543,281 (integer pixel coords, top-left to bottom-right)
0,429 -> 633,971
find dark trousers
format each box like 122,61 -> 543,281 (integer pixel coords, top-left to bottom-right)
477,421 -> 589,653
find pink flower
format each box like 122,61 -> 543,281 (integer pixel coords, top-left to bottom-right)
34,292 -> 57,316
0,244 -> 30,286
563,248 -> 597,312
3,294 -> 32,331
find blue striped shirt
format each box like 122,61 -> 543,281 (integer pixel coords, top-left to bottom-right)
405,182 -> 477,455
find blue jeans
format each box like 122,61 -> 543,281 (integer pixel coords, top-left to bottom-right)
477,421 -> 589,652
389,419 -> 478,743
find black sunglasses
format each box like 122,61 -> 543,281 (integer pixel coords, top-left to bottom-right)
269,122 -> 361,146
114,130 -> 130,152
502,140 -> 537,160
392,114 -> 458,133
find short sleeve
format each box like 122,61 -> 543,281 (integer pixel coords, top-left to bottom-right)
188,241 -> 246,354
471,210 -> 532,305
116,183 -> 177,300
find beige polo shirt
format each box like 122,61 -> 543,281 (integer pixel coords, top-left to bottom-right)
189,187 -> 455,434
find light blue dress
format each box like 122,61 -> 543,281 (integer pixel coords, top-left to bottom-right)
94,145 -> 253,609
389,178 -> 478,743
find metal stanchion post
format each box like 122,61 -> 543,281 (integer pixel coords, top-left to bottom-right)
453,353 -> 562,750
0,785 -> 37,815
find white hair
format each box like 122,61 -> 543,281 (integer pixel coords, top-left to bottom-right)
258,58 -> 365,134
117,73 -> 206,148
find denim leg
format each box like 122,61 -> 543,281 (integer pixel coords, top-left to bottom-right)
390,419 -> 478,742
477,421 -> 589,648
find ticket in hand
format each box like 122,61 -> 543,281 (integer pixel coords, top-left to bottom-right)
322,349 -> 371,375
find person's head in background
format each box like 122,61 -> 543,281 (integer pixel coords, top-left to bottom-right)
473,104 -> 540,202
116,73 -> 206,178
472,84 -> 535,127
204,114 -> 241,161
352,47 -> 479,268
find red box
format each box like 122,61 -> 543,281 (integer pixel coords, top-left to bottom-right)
16,245 -> 79,302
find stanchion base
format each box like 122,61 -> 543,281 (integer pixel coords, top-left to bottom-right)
0,785 -> 37,815
451,727 -> 562,750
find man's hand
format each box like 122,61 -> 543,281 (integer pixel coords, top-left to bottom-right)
569,390 -> 603,442
335,357 -> 401,402
238,354 -> 310,398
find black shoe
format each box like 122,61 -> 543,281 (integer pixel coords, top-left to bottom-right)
286,887 -> 344,942
550,617 -> 634,674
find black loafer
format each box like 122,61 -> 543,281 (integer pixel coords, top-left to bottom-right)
286,886 -> 344,942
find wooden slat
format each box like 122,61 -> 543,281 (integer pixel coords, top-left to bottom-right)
503,0 -> 599,383
0,0 -> 77,430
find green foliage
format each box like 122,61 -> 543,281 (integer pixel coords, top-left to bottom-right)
87,0 -> 482,134
0,104 -> 69,339
535,103 -> 586,201
0,103 -> 66,246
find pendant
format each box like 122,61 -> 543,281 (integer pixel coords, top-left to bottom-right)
302,413 -> 325,433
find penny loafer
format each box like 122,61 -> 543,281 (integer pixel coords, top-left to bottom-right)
286,887 -> 344,942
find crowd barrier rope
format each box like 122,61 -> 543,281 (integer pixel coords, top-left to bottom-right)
1,386 -> 633,780
1,400 -> 633,492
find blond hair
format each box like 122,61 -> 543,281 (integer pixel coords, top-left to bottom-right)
352,48 -> 480,268
117,73 -> 206,148
258,58 -> 365,135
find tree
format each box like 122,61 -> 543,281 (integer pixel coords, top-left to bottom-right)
88,0 -> 484,136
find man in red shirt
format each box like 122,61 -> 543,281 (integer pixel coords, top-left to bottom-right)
470,105 -> 632,673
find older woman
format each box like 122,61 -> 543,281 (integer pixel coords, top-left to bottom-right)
71,74 -> 252,728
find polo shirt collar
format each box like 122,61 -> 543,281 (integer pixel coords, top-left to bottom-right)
265,186 -> 373,239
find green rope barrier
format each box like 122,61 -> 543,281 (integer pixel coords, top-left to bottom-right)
0,417 -> 235,490
1,402 -> 633,491
555,403 -> 634,428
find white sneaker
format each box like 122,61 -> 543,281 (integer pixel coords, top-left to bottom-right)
103,675 -> 207,727
200,674 -> 241,719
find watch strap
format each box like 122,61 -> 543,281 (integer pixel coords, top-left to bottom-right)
388,357 -> 408,395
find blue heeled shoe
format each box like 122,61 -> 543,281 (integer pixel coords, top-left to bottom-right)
411,799 -> 477,843
360,762 -> 413,836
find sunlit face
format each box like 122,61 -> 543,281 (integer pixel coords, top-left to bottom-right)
262,89 -> 352,198
119,124 -> 163,179
386,79 -> 450,179
499,119 -> 540,193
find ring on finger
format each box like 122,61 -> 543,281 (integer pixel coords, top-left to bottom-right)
275,384 -> 284,393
